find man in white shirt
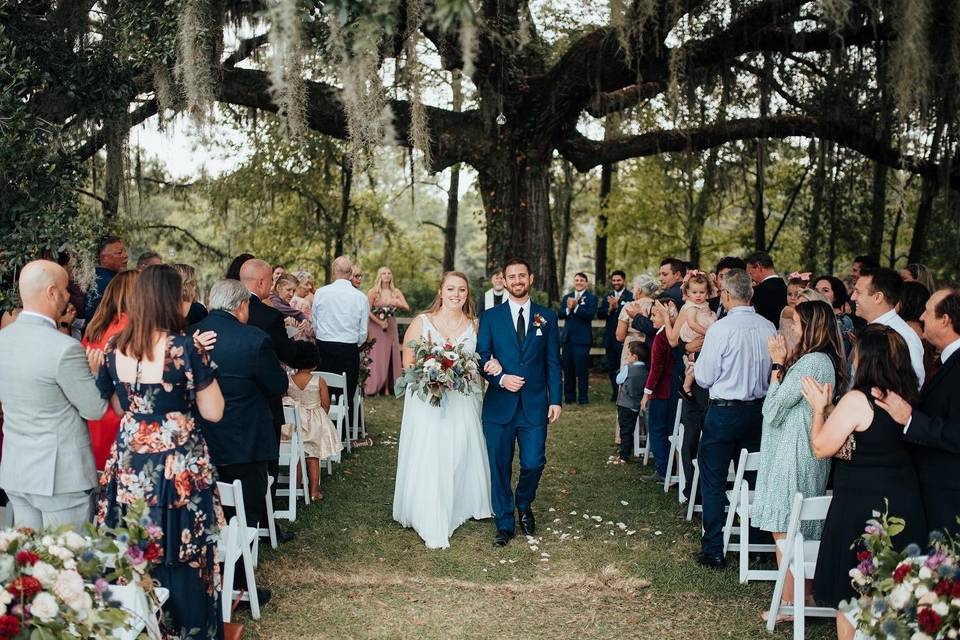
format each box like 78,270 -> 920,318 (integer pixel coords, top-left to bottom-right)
312,256 -> 370,423
851,266 -> 925,387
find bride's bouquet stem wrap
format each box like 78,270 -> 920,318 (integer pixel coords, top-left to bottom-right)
394,337 -> 481,407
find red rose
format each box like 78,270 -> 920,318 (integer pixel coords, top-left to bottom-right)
6,575 -> 42,600
441,358 -> 455,369
857,551 -> 872,562
0,614 -> 21,637
893,563 -> 912,583
951,581 -> 960,599
918,607 -> 942,634
14,550 -> 38,566
934,579 -> 952,596
143,542 -> 162,562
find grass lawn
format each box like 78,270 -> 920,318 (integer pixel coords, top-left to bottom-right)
239,378 -> 834,639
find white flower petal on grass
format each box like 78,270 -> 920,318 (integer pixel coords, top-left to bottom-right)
620,501 -> 629,506
626,530 -> 636,535
654,531 -> 663,536
569,511 -> 577,515
616,523 -> 627,530
548,508 -> 556,512
591,515 -> 602,522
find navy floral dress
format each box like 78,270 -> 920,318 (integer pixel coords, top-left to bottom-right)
96,332 -> 225,640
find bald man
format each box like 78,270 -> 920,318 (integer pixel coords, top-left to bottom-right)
0,260 -> 106,531
312,256 -> 370,430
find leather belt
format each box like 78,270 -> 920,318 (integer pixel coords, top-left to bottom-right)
709,398 -> 762,407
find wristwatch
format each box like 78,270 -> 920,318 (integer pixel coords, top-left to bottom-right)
59,321 -> 71,329
771,363 -> 784,371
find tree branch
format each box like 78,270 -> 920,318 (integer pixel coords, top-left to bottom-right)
223,32 -> 270,68
557,115 -> 960,190
75,99 -> 159,162
139,224 -> 228,258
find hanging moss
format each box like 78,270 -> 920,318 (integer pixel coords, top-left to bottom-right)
175,0 -> 222,121
267,0 -> 308,137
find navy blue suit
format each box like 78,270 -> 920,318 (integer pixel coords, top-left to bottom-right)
559,290 -> 597,404
478,301 -> 562,533
597,289 -> 634,399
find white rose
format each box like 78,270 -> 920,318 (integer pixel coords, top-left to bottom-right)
0,530 -> 22,552
948,629 -> 958,639
911,633 -> 933,640
890,583 -> 913,610
59,531 -> 87,551
30,592 -> 60,622
934,601 -> 950,616
0,555 -> 13,582
31,561 -> 60,588
953,598 -> 960,609
0,590 -> 11,606
53,569 -> 86,604
916,584 -> 930,599
40,535 -> 55,546
919,566 -> 933,580
64,590 -> 93,613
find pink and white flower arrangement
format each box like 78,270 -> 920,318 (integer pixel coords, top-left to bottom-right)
395,337 -> 481,407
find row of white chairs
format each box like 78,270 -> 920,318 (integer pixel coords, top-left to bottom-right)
221,369 -> 366,625
642,399 -> 836,639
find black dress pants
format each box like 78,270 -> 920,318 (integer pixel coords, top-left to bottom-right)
316,340 -> 360,430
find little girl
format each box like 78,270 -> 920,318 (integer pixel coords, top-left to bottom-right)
779,273 -> 811,354
668,272 -> 717,396
283,341 -> 343,501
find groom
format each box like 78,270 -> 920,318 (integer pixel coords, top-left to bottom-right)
477,258 -> 563,547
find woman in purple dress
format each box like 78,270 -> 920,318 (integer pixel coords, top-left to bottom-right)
364,267 -> 409,395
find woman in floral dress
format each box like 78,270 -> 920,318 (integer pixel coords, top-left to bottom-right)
96,264 -> 226,640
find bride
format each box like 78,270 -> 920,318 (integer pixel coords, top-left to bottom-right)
392,271 -> 497,548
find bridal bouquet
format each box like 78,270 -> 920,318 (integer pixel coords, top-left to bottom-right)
844,503 -> 960,639
394,338 -> 481,406
372,305 -> 396,321
0,499 -> 163,639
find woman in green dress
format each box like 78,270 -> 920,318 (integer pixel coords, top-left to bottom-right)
752,300 -> 848,623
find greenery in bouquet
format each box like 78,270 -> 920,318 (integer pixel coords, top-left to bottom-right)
394,337 -> 481,407
358,337 -> 377,386
845,502 -> 960,639
372,306 -> 396,321
0,499 -> 163,640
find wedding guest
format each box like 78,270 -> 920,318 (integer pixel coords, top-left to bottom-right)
312,256 -> 370,425
612,341 -> 649,464
84,235 -> 128,322
559,272 -> 597,405
712,257 -> 747,319
272,265 -> 285,285
271,273 -> 312,341
96,264 -> 226,638
641,297 -> 677,482
240,259 -> 295,365
657,258 -> 686,309
193,279 -> 287,573
173,263 -> 208,325
752,301 -> 847,621
744,251 -> 787,326
616,274 -> 658,367
81,269 -> 138,470
851,266 -> 925,386
665,271 -> 716,349
351,265 -> 363,289
290,270 -> 315,315
814,275 -> 856,351
225,252 -> 254,280
365,267 -> 410,396
284,341 -> 343,501
693,268 -> 776,568
850,254 -> 879,284
598,270 -> 633,401
802,325 -> 925,640
779,274 -> 813,353
873,287 -> 960,535
0,260 -> 106,531
136,250 -> 163,270
898,280 -> 940,379
901,262 -> 937,292
480,269 -> 507,311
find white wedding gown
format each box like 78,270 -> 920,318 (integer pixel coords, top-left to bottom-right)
392,315 -> 493,549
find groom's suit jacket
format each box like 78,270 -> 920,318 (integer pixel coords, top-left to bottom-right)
477,301 -> 562,426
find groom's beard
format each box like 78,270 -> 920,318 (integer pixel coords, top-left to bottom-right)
508,284 -> 529,299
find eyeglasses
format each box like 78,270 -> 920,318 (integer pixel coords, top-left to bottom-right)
354,274 -> 363,279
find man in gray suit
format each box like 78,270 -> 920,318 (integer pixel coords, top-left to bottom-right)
0,260 -> 106,530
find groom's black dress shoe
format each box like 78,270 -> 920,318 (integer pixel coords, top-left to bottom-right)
518,509 -> 536,536
493,530 -> 515,547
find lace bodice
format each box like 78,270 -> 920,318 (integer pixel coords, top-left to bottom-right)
419,314 -> 477,354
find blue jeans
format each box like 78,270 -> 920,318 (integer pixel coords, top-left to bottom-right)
647,398 -> 671,477
698,403 -> 763,557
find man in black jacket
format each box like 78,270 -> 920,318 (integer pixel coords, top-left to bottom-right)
744,251 -> 787,326
597,270 -> 633,401
193,279 -> 288,527
874,287 -> 960,534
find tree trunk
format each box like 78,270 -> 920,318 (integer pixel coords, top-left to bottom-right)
103,124 -> 123,218
909,94 -> 949,264
479,150 -> 558,302
754,55 -> 773,251
869,41 -> 892,262
441,70 -> 464,273
554,160 -> 575,284
803,140 -> 828,273
827,148 -> 842,274
337,157 -> 352,259
595,162 -> 612,291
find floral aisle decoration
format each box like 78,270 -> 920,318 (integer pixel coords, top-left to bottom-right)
358,337 -> 376,386
0,499 -> 163,639
845,503 -> 960,639
394,337 -> 481,407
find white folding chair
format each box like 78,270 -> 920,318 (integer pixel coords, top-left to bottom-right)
766,492 -> 835,637
314,371 -> 350,454
634,411 -> 651,464
663,399 -> 685,494
261,477 -> 278,550
353,386 -> 366,439
723,450 -> 775,569
274,402 -> 310,522
217,480 -> 262,622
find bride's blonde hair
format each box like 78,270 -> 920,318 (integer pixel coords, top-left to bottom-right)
424,271 -> 476,319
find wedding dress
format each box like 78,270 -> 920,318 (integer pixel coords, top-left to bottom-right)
392,314 -> 493,549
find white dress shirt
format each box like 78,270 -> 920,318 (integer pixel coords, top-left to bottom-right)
507,298 -> 531,334
694,306 -> 777,401
940,337 -> 960,364
311,278 -> 370,345
873,309 -> 926,388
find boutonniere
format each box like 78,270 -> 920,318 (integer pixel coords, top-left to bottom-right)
532,313 -> 546,336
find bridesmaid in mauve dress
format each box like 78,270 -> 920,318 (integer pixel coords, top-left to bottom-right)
364,267 -> 410,396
